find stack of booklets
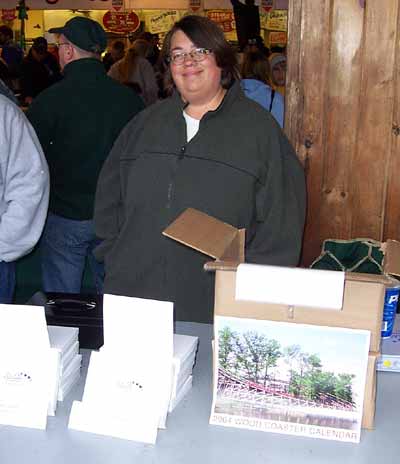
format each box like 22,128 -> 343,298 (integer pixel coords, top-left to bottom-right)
65,295 -> 199,443
0,305 -> 60,430
47,325 -> 81,412
169,334 -> 198,413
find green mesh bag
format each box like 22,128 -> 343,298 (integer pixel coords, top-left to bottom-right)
310,239 -> 384,274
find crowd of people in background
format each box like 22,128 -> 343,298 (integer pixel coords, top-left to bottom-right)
1,22 -> 287,121
0,15 -> 299,322
20,36 -> 62,105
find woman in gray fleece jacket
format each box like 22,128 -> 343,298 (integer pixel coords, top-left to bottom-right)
94,16 -> 306,324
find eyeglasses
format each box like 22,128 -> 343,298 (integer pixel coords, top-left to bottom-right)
57,42 -> 70,47
167,48 -> 212,65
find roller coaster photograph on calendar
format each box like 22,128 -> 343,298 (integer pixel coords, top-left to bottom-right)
210,317 -> 371,443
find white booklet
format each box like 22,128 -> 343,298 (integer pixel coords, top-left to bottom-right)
69,351 -> 161,443
69,294 -> 173,443
0,305 -> 60,428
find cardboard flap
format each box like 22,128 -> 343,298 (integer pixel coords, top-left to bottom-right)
204,260 -> 241,272
382,239 -> 400,277
163,208 -> 245,261
346,271 -> 392,285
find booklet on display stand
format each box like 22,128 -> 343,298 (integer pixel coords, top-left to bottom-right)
0,305 -> 60,429
70,350 -> 162,443
68,294 -> 174,444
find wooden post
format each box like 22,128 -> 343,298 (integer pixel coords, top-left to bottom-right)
286,0 -> 400,266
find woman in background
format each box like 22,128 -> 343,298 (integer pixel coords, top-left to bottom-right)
269,52 -> 287,96
108,39 -> 158,106
241,50 -> 284,127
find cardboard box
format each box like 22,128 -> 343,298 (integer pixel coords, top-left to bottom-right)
163,208 -> 400,430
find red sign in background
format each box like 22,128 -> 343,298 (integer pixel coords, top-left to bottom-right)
1,9 -> 17,21
103,10 -> 140,33
261,0 -> 274,13
269,31 -> 287,45
189,0 -> 202,12
111,0 -> 123,11
206,10 -> 235,33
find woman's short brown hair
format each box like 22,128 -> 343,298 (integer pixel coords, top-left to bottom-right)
241,51 -> 271,85
160,15 -> 239,95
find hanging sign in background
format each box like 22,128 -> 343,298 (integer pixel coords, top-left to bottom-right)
111,0 -> 124,11
102,10 -> 140,33
269,31 -> 287,45
147,10 -> 180,35
189,0 -> 202,13
1,9 -> 17,21
261,0 -> 274,13
206,10 -> 235,33
266,9 -> 288,32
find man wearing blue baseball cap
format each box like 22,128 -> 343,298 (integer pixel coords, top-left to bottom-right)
27,17 -> 144,295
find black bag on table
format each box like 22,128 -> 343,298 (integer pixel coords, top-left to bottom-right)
29,291 -> 104,350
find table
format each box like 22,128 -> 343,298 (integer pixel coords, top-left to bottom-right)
0,322 -> 399,464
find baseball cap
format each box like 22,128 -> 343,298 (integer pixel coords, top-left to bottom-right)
49,17 -> 107,54
269,53 -> 286,70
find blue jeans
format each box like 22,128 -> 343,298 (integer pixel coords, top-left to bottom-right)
0,261 -> 16,304
40,213 -> 104,294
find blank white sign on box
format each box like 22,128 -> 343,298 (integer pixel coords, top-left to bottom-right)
235,264 -> 345,310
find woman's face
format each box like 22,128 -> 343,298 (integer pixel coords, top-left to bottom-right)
169,30 -> 222,106
272,61 -> 286,87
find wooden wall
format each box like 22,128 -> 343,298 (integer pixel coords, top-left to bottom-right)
286,0 -> 400,266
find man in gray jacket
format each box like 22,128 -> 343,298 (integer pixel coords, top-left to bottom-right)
0,94 -> 49,303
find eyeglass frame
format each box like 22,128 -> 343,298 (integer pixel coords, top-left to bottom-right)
167,47 -> 213,65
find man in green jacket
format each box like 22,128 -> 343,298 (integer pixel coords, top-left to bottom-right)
27,17 -> 144,294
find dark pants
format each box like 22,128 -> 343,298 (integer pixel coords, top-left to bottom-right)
0,261 -> 16,304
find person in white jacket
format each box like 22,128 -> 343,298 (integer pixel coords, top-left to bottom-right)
0,94 -> 49,303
